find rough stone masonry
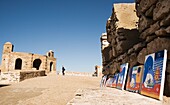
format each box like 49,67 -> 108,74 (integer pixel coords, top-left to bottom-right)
0,42 -> 56,82
101,1 -> 170,97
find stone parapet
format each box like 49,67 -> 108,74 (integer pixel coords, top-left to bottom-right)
20,70 -> 46,81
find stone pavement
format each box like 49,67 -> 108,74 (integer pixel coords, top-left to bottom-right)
67,87 -> 170,105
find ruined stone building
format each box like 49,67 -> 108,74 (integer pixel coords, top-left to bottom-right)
0,42 -> 56,73
101,3 -> 140,75
101,1 -> 170,96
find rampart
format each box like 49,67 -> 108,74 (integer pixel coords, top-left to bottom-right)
101,1 -> 170,96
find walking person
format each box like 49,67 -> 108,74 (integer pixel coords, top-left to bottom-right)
62,66 -> 65,75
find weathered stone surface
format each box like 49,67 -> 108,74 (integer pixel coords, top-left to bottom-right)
137,48 -> 148,64
165,26 -> 170,33
116,29 -> 141,55
138,15 -> 154,32
140,22 -> 160,39
153,0 -> 170,21
145,5 -> 155,17
20,70 -> 46,81
147,38 -> 170,60
129,53 -> 138,68
155,28 -> 168,36
114,3 -> 138,29
166,61 -> 170,73
117,36 -> 127,41
0,42 -> 56,73
139,0 -> 157,13
128,48 -> 135,55
133,42 -> 146,52
160,14 -> 170,26
122,55 -> 130,64
135,3 -> 141,17
146,35 -> 157,43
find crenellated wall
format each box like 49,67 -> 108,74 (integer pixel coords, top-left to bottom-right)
101,1 -> 170,96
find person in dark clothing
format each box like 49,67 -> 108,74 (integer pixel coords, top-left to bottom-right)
62,66 -> 65,75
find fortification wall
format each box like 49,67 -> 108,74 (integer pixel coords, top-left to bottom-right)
135,0 -> 170,96
101,1 -> 170,96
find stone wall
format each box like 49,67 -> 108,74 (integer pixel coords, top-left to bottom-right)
0,70 -> 46,83
101,1 -> 170,96
102,3 -> 141,75
20,70 -> 46,81
135,0 -> 170,96
0,42 -> 56,73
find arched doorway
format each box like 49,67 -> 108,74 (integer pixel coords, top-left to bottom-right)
15,58 -> 22,70
50,62 -> 53,72
33,59 -> 41,70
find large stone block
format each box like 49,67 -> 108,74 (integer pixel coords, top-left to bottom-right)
133,42 -> 146,52
145,5 -> 155,17
165,26 -> 170,34
137,48 -> 148,64
139,0 -> 157,13
138,15 -> 154,32
116,28 -> 141,55
129,53 -> 138,68
155,28 -> 169,36
153,0 -> 170,21
160,14 -> 170,27
128,48 -> 135,55
146,35 -> 157,43
140,22 -> 160,39
147,38 -> 170,60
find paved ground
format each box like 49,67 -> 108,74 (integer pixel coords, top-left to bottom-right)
0,72 -> 169,105
67,88 -> 170,105
0,72 -> 100,105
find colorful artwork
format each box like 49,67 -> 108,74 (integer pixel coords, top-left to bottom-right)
100,75 -> 107,87
127,65 -> 143,93
116,63 -> 129,90
106,77 -> 114,87
126,68 -> 133,91
112,74 -> 119,88
141,50 -> 167,100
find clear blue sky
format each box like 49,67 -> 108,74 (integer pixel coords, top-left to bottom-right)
0,0 -> 134,72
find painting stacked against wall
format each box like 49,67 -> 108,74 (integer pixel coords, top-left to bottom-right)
104,50 -> 167,100
116,63 -> 129,90
126,65 -> 143,93
140,50 -> 167,100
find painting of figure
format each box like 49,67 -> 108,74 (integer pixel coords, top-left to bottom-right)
116,63 -> 129,90
141,50 -> 167,100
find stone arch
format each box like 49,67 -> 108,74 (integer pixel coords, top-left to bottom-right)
33,59 -> 42,70
15,58 -> 22,70
50,62 -> 53,72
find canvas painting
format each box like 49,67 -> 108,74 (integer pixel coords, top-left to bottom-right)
128,65 -> 143,93
106,77 -> 114,87
126,67 -> 132,91
116,63 -> 129,90
140,50 -> 167,100
112,74 -> 119,88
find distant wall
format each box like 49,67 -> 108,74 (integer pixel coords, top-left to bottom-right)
20,70 -> 46,81
0,42 -> 56,73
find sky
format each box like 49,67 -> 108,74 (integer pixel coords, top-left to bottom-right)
0,0 -> 134,72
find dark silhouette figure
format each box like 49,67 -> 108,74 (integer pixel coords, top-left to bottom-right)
62,66 -> 65,75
